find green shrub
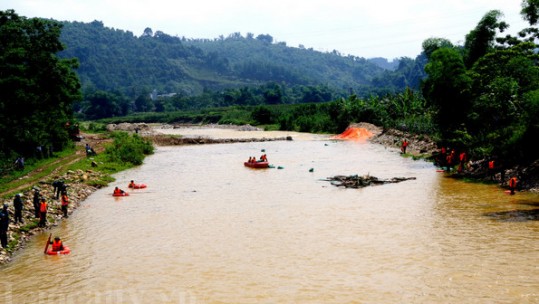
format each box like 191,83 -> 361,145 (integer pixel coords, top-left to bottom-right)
104,132 -> 154,166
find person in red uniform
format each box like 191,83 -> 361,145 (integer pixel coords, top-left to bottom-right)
50,236 -> 64,252
508,176 -> 518,195
458,151 -> 467,173
39,198 -> 47,227
61,192 -> 69,218
401,139 -> 409,154
488,160 -> 495,180
113,187 -> 125,196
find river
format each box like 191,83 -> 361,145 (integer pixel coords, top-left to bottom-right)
1,128 -> 538,303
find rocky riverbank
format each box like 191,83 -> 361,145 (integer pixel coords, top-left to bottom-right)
0,169 -> 105,264
361,123 -> 539,192
147,134 -> 292,146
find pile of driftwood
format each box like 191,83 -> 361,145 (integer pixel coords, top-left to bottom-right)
325,174 -> 416,188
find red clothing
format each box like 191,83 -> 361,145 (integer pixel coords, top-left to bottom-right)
509,177 -> 518,188
39,201 -> 48,213
52,240 -> 63,251
61,195 -> 69,206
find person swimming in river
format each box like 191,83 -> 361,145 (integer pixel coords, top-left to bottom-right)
113,187 -> 125,195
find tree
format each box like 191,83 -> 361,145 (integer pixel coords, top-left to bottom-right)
421,38 -> 454,59
0,10 -> 81,157
423,47 -> 472,138
521,0 -> 539,25
134,93 -> 154,112
81,90 -> 125,119
463,10 -> 508,68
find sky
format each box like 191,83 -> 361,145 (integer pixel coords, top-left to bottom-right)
1,0 -> 530,59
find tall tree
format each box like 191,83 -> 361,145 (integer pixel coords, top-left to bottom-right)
463,10 -> 508,68
422,47 -> 472,139
0,10 -> 81,157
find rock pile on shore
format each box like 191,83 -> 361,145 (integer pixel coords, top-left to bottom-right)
148,134 -> 291,146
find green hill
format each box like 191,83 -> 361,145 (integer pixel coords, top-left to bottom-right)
59,20 -> 425,100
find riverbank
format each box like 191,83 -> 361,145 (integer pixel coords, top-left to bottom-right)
0,169 -> 105,264
363,123 -> 539,193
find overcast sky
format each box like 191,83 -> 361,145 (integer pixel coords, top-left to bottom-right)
1,0 -> 530,59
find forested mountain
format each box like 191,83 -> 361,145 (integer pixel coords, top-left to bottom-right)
58,21 -> 425,100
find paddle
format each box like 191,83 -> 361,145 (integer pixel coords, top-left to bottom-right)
43,233 -> 52,254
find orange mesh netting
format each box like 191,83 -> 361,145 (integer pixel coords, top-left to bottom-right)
332,127 -> 373,142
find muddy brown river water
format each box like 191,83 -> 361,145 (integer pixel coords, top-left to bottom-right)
1,129 -> 538,303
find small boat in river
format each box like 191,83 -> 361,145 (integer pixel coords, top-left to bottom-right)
244,161 -> 269,168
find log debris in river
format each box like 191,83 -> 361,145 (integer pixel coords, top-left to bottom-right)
325,174 -> 416,188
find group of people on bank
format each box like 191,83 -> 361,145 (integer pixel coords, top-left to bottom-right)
0,180 -> 71,251
434,144 -> 520,195
402,138 -> 521,195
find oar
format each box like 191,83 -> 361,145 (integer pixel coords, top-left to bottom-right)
43,233 -> 52,254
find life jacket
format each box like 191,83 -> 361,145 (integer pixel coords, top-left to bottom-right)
459,152 -> 466,162
113,189 -> 122,195
402,141 -> 408,147
509,177 -> 517,188
61,195 -> 69,206
488,161 -> 495,169
40,202 -> 47,213
52,240 -> 63,251
129,182 -> 135,188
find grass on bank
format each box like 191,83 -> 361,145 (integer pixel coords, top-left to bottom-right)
1,132 -> 154,199
0,147 -> 77,197
67,132 -> 155,187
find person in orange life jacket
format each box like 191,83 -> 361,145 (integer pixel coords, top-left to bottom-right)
488,159 -> 496,180
445,149 -> 455,171
458,151 -> 467,173
401,139 -> 409,154
128,180 -> 136,188
50,236 -> 64,252
61,191 -> 69,218
260,154 -> 267,162
38,198 -> 48,227
508,176 -> 518,195
113,187 -> 125,195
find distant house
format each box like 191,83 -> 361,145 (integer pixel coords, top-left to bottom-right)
150,89 -> 177,101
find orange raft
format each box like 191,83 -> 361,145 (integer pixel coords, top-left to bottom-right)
46,246 -> 71,255
112,192 -> 129,197
128,183 -> 147,189
244,161 -> 269,169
